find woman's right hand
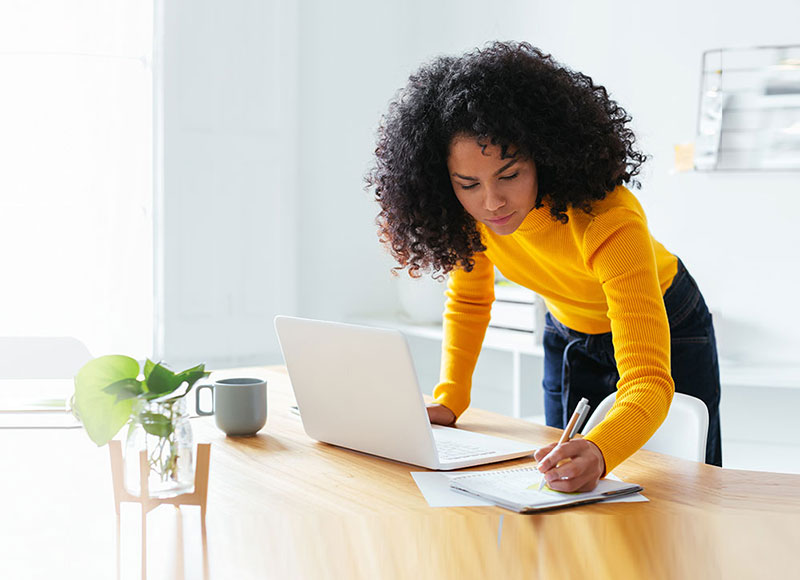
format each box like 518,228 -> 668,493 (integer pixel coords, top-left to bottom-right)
426,403 -> 456,426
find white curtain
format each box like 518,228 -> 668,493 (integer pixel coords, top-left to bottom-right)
0,1 -> 154,359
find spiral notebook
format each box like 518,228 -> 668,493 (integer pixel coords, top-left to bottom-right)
449,467 -> 643,513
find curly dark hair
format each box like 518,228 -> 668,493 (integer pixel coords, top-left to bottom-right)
366,41 -> 647,277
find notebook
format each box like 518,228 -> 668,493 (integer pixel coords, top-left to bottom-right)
274,316 -> 537,470
450,467 -> 643,513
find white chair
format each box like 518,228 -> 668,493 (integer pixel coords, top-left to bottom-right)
582,391 -> 709,463
0,337 -> 92,379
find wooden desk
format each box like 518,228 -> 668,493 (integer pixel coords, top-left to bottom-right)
2,366 -> 799,579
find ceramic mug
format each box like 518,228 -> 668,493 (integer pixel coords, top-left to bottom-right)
195,377 -> 267,436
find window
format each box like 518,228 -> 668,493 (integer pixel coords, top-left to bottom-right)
0,1 -> 154,359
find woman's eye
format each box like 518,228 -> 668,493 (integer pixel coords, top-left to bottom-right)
459,183 -> 479,190
499,172 -> 519,181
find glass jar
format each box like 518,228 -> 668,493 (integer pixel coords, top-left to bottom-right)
125,397 -> 194,498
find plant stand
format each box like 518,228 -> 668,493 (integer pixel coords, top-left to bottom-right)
108,440 -> 211,520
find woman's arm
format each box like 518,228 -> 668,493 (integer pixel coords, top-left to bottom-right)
430,251 -> 496,421
536,208 -> 673,490
581,207 -> 675,475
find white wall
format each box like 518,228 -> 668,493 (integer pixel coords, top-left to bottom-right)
295,0 -> 537,322
160,0 -> 540,368
159,0 -> 298,369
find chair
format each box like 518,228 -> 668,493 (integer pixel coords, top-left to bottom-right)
582,391 -> 709,463
0,337 -> 92,379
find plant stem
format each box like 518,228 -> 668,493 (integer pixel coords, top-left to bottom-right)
134,398 -> 183,487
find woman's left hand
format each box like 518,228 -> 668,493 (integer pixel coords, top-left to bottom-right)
534,439 -> 606,493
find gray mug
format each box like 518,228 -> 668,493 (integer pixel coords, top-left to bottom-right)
195,377 -> 267,436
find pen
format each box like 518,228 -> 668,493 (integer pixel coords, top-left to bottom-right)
537,397 -> 589,491
568,399 -> 590,439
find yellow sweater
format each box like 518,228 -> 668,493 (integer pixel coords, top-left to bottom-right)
433,185 -> 678,474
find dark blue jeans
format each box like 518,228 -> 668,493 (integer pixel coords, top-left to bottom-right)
542,259 -> 722,466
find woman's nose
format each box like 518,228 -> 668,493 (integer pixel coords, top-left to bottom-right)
483,187 -> 506,212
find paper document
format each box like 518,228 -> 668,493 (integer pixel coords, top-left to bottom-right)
412,470 -> 647,509
411,472 -> 494,507
450,467 -> 643,513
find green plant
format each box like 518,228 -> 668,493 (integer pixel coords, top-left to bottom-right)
73,355 -> 209,446
73,356 -> 209,486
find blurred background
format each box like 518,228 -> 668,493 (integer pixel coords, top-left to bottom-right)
1,0 -> 798,471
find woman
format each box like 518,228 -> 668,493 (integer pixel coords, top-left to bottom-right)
367,41 -> 721,492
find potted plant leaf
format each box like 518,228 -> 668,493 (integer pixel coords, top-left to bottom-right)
72,355 -> 209,498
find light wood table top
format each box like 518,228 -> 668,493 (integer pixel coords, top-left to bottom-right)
2,366 -> 799,579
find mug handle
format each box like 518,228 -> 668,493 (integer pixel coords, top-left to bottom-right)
195,384 -> 215,416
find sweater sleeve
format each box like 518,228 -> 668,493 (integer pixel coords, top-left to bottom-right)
432,251 -> 495,418
582,208 -> 675,474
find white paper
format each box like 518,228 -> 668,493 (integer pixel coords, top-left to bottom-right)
605,473 -> 649,503
411,472 -> 494,507
411,470 -> 647,508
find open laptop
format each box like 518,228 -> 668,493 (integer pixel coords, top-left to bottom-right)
274,316 -> 536,470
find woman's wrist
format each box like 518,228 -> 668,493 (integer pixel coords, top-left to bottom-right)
585,439 -> 607,477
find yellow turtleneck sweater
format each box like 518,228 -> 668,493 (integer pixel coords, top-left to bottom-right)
433,185 -> 678,474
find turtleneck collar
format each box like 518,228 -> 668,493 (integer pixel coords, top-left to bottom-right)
515,204 -> 554,233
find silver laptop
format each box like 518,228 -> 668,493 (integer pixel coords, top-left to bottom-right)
274,316 -> 536,470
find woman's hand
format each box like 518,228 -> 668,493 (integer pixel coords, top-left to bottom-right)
426,404 -> 456,426
534,439 -> 606,492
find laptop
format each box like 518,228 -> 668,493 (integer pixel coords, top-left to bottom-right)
274,316 -> 536,470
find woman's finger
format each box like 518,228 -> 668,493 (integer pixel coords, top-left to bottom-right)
533,442 -> 557,462
540,441 -> 605,492
544,457 -> 581,482
536,439 -> 583,472
544,469 -> 597,493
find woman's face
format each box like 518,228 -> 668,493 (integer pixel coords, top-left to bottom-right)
447,136 -> 538,236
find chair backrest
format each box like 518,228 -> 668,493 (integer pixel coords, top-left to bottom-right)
0,337 -> 92,379
582,392 -> 709,463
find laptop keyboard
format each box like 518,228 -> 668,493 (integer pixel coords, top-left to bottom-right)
436,439 -> 497,461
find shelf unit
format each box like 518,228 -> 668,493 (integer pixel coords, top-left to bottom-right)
695,44 -> 800,171
357,317 -> 544,419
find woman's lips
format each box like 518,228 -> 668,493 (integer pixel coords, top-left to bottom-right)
486,212 -> 514,226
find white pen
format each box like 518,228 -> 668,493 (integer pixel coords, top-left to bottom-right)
537,398 -> 589,491
568,399 -> 590,439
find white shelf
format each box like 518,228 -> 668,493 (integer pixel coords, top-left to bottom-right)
355,317 -> 800,391
719,360 -> 800,390
356,317 -> 544,357
354,316 -> 543,420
